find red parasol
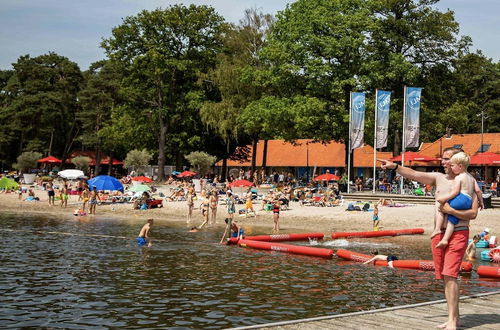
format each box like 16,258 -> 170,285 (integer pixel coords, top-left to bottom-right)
314,173 -> 340,181
230,179 -> 254,187
38,156 -> 62,164
390,152 -> 438,162
132,176 -> 153,183
177,171 -> 197,178
469,152 -> 500,165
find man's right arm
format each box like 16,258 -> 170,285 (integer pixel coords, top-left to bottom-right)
378,159 -> 437,186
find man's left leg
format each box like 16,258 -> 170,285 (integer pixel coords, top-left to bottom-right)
439,276 -> 459,329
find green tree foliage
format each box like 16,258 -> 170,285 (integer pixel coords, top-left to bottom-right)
185,151 -> 217,175
78,61 -> 122,174
71,156 -> 91,173
13,151 -> 42,173
124,149 -> 152,170
0,53 -> 83,166
102,5 -> 226,180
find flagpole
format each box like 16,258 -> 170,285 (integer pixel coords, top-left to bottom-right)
373,89 -> 378,194
347,92 -> 352,194
401,86 -> 407,195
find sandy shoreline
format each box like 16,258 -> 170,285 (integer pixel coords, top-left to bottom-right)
2,187 -> 498,240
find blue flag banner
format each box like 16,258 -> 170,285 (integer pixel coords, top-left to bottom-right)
350,92 -> 366,150
375,90 -> 391,149
404,87 -> 422,148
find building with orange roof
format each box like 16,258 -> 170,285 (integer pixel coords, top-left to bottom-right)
416,133 -> 500,180
215,139 -> 393,180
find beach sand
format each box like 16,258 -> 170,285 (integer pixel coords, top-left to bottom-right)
2,185 -> 498,241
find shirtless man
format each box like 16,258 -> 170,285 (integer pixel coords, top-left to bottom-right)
89,187 -> 98,215
379,147 -> 479,330
137,218 -> 153,247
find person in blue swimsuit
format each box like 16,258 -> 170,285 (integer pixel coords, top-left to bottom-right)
136,218 -> 153,247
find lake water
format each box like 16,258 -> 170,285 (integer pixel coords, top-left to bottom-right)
1,213 -> 498,329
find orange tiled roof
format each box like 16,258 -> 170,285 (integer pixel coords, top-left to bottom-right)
353,144 -> 393,168
217,139 -> 346,167
415,133 -> 500,166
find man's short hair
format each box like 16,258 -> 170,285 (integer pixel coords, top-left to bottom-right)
451,152 -> 470,168
443,146 -> 464,155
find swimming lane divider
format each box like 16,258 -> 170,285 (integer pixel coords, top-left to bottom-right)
237,239 -> 334,258
331,228 -> 424,239
336,248 -> 473,272
227,232 -> 324,245
477,266 -> 500,278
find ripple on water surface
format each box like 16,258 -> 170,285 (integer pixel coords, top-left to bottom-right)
0,213 -> 498,328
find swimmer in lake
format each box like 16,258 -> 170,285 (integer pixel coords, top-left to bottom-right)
363,250 -> 398,268
137,218 -> 153,247
189,226 -> 198,232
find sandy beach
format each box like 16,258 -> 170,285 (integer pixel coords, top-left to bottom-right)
2,185 -> 498,241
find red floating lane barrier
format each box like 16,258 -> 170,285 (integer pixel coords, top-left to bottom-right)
244,233 -> 325,242
336,249 -> 472,272
238,239 -> 334,258
227,232 -> 324,245
331,228 -> 424,239
477,266 -> 500,278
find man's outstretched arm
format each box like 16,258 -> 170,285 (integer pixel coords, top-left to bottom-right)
378,159 -> 438,186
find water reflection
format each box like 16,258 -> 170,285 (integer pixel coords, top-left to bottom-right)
1,213 -> 498,328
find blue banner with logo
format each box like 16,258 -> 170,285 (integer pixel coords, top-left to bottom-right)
375,90 -> 391,149
350,92 -> 366,150
404,87 -> 422,148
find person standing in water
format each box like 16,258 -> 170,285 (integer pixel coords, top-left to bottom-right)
137,218 -> 154,247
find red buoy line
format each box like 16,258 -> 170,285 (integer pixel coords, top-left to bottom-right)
227,232 -> 324,245
331,228 -> 424,239
477,266 -> 500,278
237,239 -> 334,258
335,248 -> 473,272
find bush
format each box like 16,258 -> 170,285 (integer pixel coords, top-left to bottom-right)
185,151 -> 216,176
13,151 -> 42,173
124,149 -> 152,171
72,156 -> 91,173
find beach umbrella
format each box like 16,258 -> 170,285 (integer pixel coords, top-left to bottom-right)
314,173 -> 340,182
390,152 -> 438,162
132,176 -> 153,183
88,175 -> 123,192
0,177 -> 19,189
58,169 -> 85,180
37,156 -> 62,164
469,152 -> 500,165
129,184 -> 151,192
230,179 -> 254,187
177,171 -> 196,178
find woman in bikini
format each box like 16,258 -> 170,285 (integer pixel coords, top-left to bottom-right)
186,188 -> 194,223
209,190 -> 218,224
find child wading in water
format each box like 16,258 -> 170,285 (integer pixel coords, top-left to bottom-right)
434,152 -> 483,248
137,218 -> 154,247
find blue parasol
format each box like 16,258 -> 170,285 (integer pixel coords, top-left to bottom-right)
88,175 -> 123,192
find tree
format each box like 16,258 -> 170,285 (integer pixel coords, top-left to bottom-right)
185,151 -> 217,176
71,156 -> 91,173
363,0 -> 471,154
200,8 -> 275,177
124,149 -> 152,174
78,61 -> 122,175
0,53 -> 83,166
102,5 -> 226,181
13,151 -> 42,173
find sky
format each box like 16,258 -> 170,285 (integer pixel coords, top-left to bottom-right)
1,0 -> 498,71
